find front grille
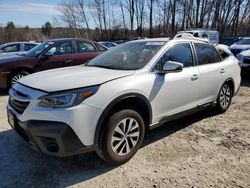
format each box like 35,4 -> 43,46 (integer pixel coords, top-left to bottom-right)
243,58 -> 250,64
10,99 -> 30,114
231,49 -> 242,56
9,88 -> 31,114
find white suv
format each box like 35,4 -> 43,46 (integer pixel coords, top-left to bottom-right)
7,38 -> 241,164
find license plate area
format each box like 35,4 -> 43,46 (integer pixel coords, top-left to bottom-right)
7,109 -> 30,143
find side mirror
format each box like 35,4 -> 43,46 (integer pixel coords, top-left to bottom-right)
43,51 -> 54,57
162,61 -> 183,73
39,51 -> 53,60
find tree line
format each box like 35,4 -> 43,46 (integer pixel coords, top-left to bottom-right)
56,0 -> 250,40
0,0 -> 249,43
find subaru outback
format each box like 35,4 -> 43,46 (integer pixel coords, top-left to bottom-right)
7,38 -> 241,164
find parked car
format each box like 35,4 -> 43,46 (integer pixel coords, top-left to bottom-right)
236,49 -> 250,72
0,42 -> 39,55
7,37 -> 240,164
230,37 -> 250,56
0,38 -> 108,89
98,41 -> 118,48
219,37 -> 240,46
175,29 -> 219,44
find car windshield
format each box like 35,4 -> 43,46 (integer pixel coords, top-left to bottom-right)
235,38 -> 250,45
26,41 -> 55,57
87,41 -> 165,70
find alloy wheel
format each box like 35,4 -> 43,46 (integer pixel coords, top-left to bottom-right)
219,84 -> 231,109
111,117 -> 140,156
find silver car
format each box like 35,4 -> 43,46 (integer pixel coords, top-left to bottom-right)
0,42 -> 39,55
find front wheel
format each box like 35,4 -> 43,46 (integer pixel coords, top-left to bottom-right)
216,83 -> 233,113
97,109 -> 145,165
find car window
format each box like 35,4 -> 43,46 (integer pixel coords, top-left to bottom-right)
161,43 -> 193,67
193,33 -> 199,37
24,44 -> 37,51
76,41 -> 96,53
96,44 -> 108,51
217,49 -> 230,60
47,42 -> 72,56
2,44 -> 20,52
194,43 -> 221,65
106,43 -> 112,47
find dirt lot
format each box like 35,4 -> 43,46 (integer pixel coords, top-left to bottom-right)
0,79 -> 249,188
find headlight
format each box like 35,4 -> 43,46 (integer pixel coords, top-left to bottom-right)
38,85 -> 99,108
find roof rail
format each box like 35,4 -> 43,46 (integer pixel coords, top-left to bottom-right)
173,33 -> 210,43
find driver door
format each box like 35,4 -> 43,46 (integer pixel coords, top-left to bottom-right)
152,42 -> 200,121
35,42 -> 74,71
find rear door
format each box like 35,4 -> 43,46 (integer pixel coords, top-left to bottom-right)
24,43 -> 37,52
73,41 -> 101,65
35,41 -> 74,71
193,43 -> 226,104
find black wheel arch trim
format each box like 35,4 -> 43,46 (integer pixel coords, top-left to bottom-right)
93,92 -> 152,145
224,77 -> 235,93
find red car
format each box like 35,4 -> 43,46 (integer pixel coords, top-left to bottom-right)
0,38 -> 108,89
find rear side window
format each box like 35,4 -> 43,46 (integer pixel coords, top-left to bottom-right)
194,43 -> 221,65
217,49 -> 230,60
76,41 -> 96,53
162,43 -> 193,67
2,44 -> 20,52
24,44 -> 37,51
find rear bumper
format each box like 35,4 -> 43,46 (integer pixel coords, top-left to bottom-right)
8,111 -> 97,157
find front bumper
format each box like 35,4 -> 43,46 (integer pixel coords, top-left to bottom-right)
7,109 -> 97,157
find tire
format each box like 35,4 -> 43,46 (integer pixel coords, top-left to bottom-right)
215,82 -> 233,113
10,71 -> 30,86
97,109 -> 145,165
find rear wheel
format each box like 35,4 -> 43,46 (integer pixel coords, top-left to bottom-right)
10,71 -> 30,86
216,82 -> 233,113
97,109 -> 145,165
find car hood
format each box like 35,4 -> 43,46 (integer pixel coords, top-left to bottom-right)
18,65 -> 135,92
230,44 -> 250,50
0,54 -> 27,64
239,49 -> 250,57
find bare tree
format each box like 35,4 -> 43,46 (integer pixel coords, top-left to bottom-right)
135,0 -> 145,36
148,0 -> 155,37
119,0 -> 128,37
124,0 -> 135,34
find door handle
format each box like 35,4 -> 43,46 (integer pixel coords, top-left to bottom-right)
191,74 -> 199,81
65,59 -> 72,63
220,68 -> 225,74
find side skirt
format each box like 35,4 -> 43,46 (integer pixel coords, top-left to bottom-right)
149,101 -> 215,130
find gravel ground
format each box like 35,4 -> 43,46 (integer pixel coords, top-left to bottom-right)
0,79 -> 249,188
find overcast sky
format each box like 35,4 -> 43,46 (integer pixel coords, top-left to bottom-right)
0,0 -> 61,27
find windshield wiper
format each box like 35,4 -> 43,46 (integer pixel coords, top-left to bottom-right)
86,64 -> 117,70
